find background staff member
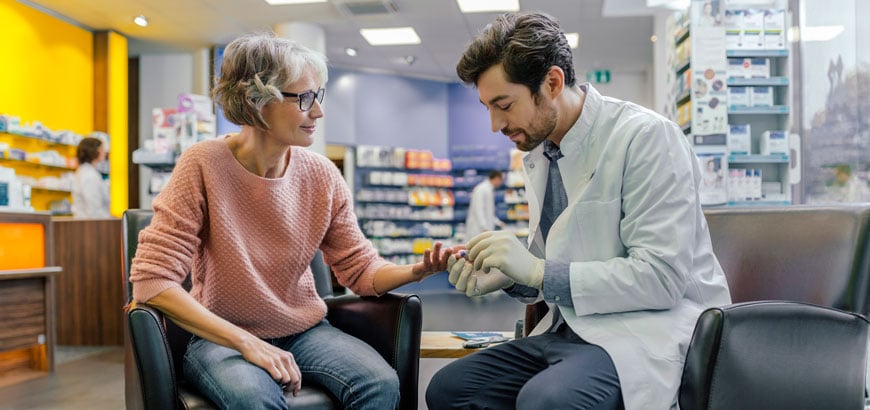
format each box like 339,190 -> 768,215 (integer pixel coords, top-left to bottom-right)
465,170 -> 506,239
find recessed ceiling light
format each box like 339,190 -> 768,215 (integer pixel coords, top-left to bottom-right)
650,35 -> 658,43
360,27 -> 421,46
456,0 -> 519,13
133,15 -> 148,27
345,47 -> 358,57
564,33 -> 579,49
403,55 -> 417,65
263,0 -> 327,4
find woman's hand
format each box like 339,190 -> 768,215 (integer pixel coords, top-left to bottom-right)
411,242 -> 455,279
238,337 -> 302,395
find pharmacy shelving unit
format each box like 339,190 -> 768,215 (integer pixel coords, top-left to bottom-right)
725,48 -> 793,205
0,133 -> 77,214
353,145 -> 455,266
669,0 -> 796,207
450,146 -> 529,241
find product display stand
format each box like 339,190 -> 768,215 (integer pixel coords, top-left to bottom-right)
670,0 -> 798,206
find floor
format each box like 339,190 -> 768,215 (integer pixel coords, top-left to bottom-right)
0,291 -> 524,410
0,346 -> 124,410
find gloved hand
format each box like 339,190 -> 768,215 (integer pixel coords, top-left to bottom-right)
465,269 -> 514,297
467,231 -> 545,289
447,253 -> 514,297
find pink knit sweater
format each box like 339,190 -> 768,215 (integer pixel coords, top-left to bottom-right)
130,137 -> 389,338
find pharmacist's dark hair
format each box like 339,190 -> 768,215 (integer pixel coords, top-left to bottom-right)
213,32 -> 328,129
456,11 -> 576,95
488,170 -> 503,180
77,137 -> 102,165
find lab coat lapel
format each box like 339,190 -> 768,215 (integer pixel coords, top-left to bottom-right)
559,83 -> 601,204
522,146 -> 547,256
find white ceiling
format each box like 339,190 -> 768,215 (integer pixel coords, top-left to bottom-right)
25,0 -> 661,82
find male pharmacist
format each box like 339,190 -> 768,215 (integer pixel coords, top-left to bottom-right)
464,170 -> 506,239
427,11 -> 731,410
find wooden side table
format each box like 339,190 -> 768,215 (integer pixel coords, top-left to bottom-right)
420,331 -> 513,359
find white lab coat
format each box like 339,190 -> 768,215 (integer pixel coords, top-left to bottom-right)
73,162 -> 111,218
465,180 -> 498,239
521,85 -> 731,409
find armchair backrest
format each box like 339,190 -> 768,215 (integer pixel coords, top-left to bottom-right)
680,301 -> 869,410
703,204 -> 870,314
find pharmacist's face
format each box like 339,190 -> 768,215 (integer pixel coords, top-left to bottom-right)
477,64 -> 556,152
261,66 -> 324,147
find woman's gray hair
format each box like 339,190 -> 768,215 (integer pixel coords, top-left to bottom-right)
213,32 -> 328,129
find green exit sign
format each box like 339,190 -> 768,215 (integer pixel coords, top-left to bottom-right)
586,69 -> 611,84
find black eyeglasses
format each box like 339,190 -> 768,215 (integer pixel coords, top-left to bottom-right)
280,88 -> 325,111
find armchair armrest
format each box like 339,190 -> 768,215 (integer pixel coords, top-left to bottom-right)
127,303 -> 179,410
326,293 -> 422,410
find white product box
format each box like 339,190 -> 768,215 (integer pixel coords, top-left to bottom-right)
729,86 -> 750,108
750,86 -> 774,107
742,9 -> 764,49
728,58 -> 746,78
760,131 -> 789,155
763,8 -> 786,50
728,124 -> 752,155
747,58 -> 770,78
724,9 -> 744,49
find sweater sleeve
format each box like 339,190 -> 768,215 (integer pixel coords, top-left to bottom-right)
318,164 -> 389,296
129,149 -> 207,303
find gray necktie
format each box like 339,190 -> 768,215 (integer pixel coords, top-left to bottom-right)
540,140 -> 568,240
540,140 -> 569,331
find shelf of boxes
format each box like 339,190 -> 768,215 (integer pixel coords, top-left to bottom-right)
354,145 -> 457,263
0,122 -> 86,214
669,0 -> 795,207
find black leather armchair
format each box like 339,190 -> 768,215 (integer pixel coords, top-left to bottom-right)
680,301 -> 869,410
121,209 -> 422,410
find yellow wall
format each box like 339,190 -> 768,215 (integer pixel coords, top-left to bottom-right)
0,1 -> 129,216
107,31 -> 129,216
0,0 -> 94,134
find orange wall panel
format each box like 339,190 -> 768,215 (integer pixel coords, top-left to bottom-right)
0,223 -> 45,269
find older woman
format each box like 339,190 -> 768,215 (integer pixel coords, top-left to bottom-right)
129,32 -> 451,410
72,136 -> 109,217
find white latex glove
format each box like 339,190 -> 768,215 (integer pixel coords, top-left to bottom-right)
467,231 -> 545,289
465,269 -> 514,297
447,253 -> 514,297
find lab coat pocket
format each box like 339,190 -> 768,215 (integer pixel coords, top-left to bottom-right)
569,198 -> 624,261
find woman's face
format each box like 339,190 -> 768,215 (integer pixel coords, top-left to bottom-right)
260,67 -> 324,147
97,145 -> 107,163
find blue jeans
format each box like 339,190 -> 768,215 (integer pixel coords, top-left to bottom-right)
183,320 -> 399,410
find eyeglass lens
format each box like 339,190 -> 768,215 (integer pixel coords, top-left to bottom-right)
300,89 -> 325,111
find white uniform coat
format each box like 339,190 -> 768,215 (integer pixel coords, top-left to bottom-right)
521,84 -> 731,409
465,180 -> 497,238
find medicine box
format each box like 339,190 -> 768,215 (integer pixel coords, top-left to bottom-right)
728,124 -> 751,155
742,9 -> 764,49
728,87 -> 750,108
763,8 -> 786,50
750,86 -> 774,107
728,59 -> 745,78
747,58 -> 770,78
760,131 -> 788,155
724,9 -> 744,49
